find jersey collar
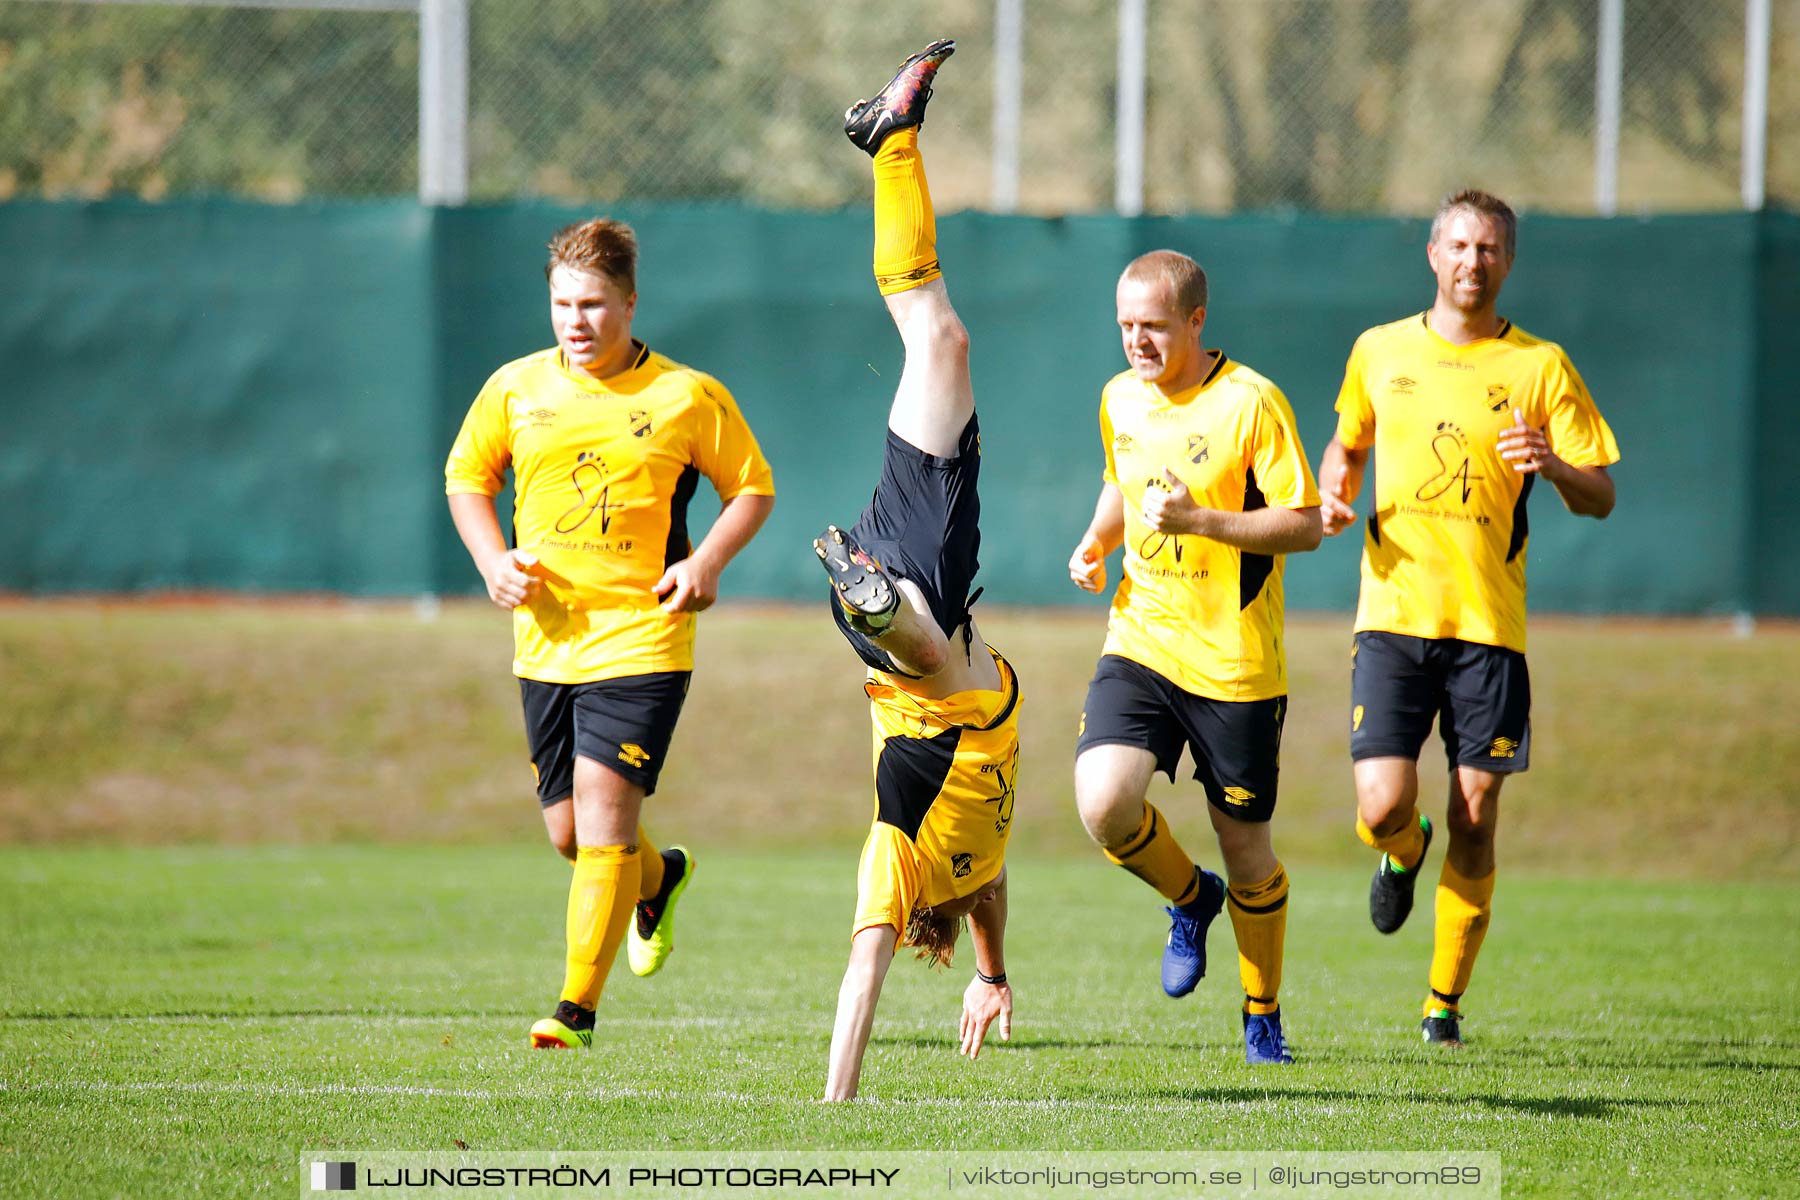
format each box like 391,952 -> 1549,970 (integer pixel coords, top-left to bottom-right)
1418,311 -> 1511,350
1150,349 -> 1230,403
555,340 -> 653,390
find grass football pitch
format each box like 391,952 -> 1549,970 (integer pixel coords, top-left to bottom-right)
0,603 -> 1796,1198
1,848 -> 1796,1198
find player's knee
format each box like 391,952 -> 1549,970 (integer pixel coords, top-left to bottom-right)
902,634 -> 950,678
1073,786 -> 1136,849
1446,796 -> 1497,844
542,800 -> 577,861
904,307 -> 969,364
1356,792 -> 1413,837
937,313 -> 970,359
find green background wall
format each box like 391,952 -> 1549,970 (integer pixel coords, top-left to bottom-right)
2,201 -> 1793,614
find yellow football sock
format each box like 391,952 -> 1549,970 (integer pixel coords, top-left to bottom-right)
872,128 -> 941,295
1228,863 -> 1289,1015
1356,811 -> 1425,871
559,844 -> 641,1009
1104,802 -> 1205,906
1426,859 -> 1495,1014
636,826 -> 664,899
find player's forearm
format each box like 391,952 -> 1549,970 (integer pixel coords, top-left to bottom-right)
1198,505 -> 1324,554
691,493 -> 775,572
1544,461 -> 1615,519
1320,437 -> 1368,504
823,926 -> 896,1101
448,493 -> 509,573
965,877 -> 1008,978
1085,485 -> 1126,554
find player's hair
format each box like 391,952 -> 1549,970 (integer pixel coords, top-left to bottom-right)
546,217 -> 639,292
1430,189 -> 1517,259
903,906 -> 962,969
1119,250 -> 1208,315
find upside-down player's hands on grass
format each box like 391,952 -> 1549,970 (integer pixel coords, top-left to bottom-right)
959,976 -> 1012,1060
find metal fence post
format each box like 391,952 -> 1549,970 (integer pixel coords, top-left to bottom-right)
992,0 -> 1023,212
1742,0 -> 1770,210
419,0 -> 468,205
1594,0 -> 1623,215
1115,0 -> 1146,217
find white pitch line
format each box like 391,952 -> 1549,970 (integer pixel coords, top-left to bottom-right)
0,1079 -> 1539,1119
0,1014 -> 738,1028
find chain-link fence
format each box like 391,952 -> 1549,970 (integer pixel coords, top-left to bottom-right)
2,0 -> 1794,213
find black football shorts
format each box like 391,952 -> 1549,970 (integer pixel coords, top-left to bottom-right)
1076,653 -> 1286,823
1349,631 -> 1531,773
831,417 -> 982,675
519,671 -> 692,804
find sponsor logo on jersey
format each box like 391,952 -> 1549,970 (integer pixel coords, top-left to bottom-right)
528,408 -> 557,427
1222,786 -> 1256,807
1417,421 -> 1482,505
1390,376 -> 1417,393
618,743 -> 652,768
1113,432 -> 1135,455
1489,736 -> 1518,759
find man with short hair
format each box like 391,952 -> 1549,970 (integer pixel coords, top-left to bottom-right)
812,39 -> 1020,1101
1316,189 -> 1618,1047
1068,249 -> 1322,1066
446,217 -> 775,1048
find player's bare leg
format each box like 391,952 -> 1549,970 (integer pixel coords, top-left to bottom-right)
818,37 -> 996,695
1355,756 -> 1435,935
1074,743 -> 1226,999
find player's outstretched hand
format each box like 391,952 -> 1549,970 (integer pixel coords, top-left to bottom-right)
1497,407 -> 1560,477
1068,534 -> 1107,593
483,549 -> 540,609
654,555 -> 721,614
959,975 -> 1012,1061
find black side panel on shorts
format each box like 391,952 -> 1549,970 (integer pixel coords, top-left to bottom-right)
875,726 -> 964,838
663,464 -> 701,572
1239,467 -> 1275,610
1505,472 -> 1534,563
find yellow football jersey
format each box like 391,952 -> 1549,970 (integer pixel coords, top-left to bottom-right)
445,343 -> 775,683
1335,315 -> 1620,652
1099,355 -> 1321,701
852,652 -> 1021,937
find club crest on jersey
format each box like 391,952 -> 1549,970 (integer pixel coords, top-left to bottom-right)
1187,434 -> 1210,465
629,410 -> 652,438
951,852 -> 973,878
1487,385 -> 1511,412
